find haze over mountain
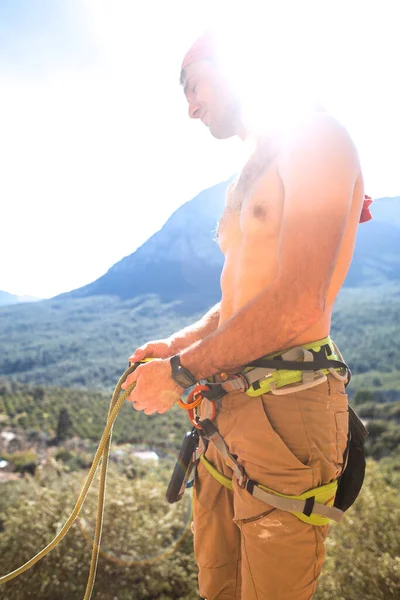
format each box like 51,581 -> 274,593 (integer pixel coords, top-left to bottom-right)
0,291 -> 40,306
1,184 -> 398,309
59,185 -> 399,304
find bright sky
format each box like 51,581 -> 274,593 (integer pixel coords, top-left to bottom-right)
1,0 -> 399,298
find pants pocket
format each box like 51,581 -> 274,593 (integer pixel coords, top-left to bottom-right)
335,411 -> 349,467
193,459 -> 240,570
226,393 -> 313,507
260,394 -> 313,471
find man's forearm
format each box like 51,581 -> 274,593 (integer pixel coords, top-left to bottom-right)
179,283 -> 321,379
170,302 -> 221,352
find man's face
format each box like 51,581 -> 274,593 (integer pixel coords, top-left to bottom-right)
182,60 -> 241,139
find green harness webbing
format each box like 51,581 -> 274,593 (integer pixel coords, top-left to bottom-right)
199,450 -> 342,527
244,336 -> 348,396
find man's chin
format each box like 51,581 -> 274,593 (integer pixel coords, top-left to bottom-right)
208,124 -> 236,140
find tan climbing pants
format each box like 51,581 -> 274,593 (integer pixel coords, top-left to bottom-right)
193,375 -> 349,600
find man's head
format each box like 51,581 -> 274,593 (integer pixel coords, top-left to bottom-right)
180,32 -> 245,140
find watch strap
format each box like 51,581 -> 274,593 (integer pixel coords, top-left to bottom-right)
170,355 -> 197,389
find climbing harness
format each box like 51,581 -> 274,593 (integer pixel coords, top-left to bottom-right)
170,337 -> 367,524
0,362 -> 146,599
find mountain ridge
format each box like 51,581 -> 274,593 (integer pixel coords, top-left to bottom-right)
0,290 -> 40,306
1,188 -> 398,307
59,190 -> 399,301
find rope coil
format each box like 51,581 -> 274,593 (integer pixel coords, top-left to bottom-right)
0,363 -> 139,599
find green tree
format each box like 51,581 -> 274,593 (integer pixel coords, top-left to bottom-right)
353,389 -> 376,405
56,407 -> 73,442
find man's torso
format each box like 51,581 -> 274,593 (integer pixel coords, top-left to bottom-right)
217,116 -> 365,348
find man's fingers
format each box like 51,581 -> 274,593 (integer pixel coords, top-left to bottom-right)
121,367 -> 140,390
129,343 -> 155,362
129,350 -> 144,362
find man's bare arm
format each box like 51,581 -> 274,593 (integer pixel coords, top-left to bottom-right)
179,115 -> 361,378
130,303 -> 220,361
169,302 -> 221,351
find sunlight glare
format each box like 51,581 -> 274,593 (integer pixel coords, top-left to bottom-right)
210,1 -> 377,137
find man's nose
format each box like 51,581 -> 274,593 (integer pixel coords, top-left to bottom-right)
188,100 -> 201,119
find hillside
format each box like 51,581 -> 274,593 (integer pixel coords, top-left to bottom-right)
0,378 -> 187,451
0,295 -> 198,389
0,285 -> 398,397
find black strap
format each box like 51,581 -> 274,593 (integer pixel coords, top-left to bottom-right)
303,496 -> 315,517
247,357 -> 349,372
245,479 -> 256,494
201,386 -> 227,402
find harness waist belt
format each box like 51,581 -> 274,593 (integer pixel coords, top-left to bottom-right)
203,336 -> 350,400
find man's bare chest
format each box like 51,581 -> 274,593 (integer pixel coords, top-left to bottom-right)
217,159 -> 285,253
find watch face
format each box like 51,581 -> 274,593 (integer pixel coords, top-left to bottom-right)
174,368 -> 195,389
170,355 -> 196,388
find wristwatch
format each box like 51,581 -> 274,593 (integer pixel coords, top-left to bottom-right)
170,355 -> 197,389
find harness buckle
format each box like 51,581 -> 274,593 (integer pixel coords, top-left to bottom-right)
221,373 -> 249,393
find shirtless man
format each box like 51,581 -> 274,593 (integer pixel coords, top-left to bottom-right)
122,33 -> 371,599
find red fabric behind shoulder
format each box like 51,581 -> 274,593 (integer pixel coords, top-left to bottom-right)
360,195 -> 373,223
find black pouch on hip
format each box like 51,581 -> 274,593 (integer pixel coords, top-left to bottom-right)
166,427 -> 199,504
334,405 -> 368,512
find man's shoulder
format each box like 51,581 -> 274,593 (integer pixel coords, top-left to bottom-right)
280,111 -> 355,153
277,111 -> 360,180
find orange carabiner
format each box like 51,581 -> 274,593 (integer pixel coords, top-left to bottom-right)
188,399 -> 216,429
177,384 -> 210,410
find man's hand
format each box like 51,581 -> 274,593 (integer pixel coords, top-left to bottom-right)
121,358 -> 184,415
129,338 -> 177,362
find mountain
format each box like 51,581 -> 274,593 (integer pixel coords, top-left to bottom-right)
0,291 -> 40,306
59,189 -> 399,303
341,195 -> 399,286
0,291 -> 18,306
368,196 -> 400,226
60,180 -> 229,313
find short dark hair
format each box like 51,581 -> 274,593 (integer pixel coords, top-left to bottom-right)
179,68 -> 185,86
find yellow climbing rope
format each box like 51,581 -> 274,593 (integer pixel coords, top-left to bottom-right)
0,362 -> 139,599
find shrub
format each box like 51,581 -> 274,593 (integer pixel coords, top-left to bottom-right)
315,460 -> 400,600
0,464 -> 198,600
4,451 -> 38,475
